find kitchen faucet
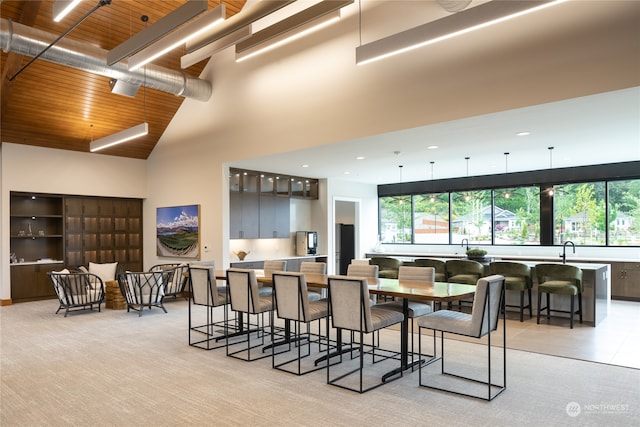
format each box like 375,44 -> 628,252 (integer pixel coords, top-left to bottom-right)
560,240 -> 575,264
461,238 -> 469,252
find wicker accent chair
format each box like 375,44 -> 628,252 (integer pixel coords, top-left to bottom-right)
117,271 -> 166,317
48,270 -> 105,317
188,264 -> 232,350
418,275 -> 506,401
414,258 -> 446,281
271,272 -> 330,375
370,256 -> 402,279
327,275 -> 405,393
149,263 -> 189,300
489,261 -> 533,322
226,268 -> 275,361
535,263 -> 583,329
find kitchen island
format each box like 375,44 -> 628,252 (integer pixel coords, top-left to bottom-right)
366,252 -> 610,326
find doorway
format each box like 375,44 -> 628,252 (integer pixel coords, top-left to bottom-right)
334,199 -> 357,275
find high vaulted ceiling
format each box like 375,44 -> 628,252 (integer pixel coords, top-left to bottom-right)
1,0 -> 246,159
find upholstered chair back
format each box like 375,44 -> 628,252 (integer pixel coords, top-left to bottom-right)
398,266 -> 435,282
189,264 -> 226,307
263,260 -> 287,279
414,258 -> 446,281
347,264 -> 379,278
273,272 -> 312,322
227,268 -> 261,313
535,264 -> 583,293
328,276 -> 374,332
469,275 -> 505,338
299,262 -> 327,274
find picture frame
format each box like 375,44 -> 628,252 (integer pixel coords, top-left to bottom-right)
156,204 -> 200,258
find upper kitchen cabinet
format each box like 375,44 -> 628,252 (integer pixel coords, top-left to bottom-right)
230,169 -> 260,239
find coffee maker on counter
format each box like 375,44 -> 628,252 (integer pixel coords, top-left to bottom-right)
295,231 -> 317,256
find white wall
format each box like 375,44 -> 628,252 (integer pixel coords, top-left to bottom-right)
142,0 -> 638,276
1,143 -> 147,301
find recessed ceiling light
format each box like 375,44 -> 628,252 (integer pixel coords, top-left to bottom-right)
356,156 -> 365,160
344,171 -> 351,175
516,131 -> 531,136
427,145 -> 438,149
302,164 -> 309,168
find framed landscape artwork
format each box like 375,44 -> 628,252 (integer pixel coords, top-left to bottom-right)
156,204 -> 200,258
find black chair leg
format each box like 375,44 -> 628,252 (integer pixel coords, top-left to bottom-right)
536,292 -> 542,324
519,290 -> 524,322
527,288 -> 532,318
579,293 -> 583,324
570,295 -> 574,329
546,294 -> 551,320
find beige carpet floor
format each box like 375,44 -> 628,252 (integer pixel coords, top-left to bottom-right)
1,298 -> 638,426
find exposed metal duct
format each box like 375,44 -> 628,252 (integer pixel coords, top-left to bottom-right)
0,18 -> 212,101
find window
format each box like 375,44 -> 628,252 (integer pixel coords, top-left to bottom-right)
379,195 -> 412,243
451,190 -> 492,244
553,182 -> 606,245
494,186 -> 540,245
608,179 -> 640,246
413,193 -> 449,244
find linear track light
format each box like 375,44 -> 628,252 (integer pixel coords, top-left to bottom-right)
90,122 -> 148,152
107,0 -> 208,66
52,0 -> 83,22
185,1 -> 294,54
235,0 -> 353,63
128,4 -> 225,71
181,24 -> 252,69
356,0 -> 565,66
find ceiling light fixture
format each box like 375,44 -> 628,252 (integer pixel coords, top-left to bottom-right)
107,0 -> 208,66
52,0 -> 82,22
181,25 -> 252,68
356,0 -> 565,65
128,4 -> 226,71
90,123 -> 148,152
516,131 -> 531,136
235,0 -> 353,63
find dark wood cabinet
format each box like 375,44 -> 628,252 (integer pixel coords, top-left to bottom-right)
10,192 -> 143,303
64,196 -> 143,272
611,262 -> 640,301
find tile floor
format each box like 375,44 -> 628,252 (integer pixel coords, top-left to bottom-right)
441,299 -> 640,369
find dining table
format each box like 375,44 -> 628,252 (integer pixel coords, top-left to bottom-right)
219,270 -> 477,380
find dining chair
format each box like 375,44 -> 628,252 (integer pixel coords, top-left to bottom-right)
417,274 -> 506,401
271,272 -> 330,375
117,271 -> 166,317
446,259 -> 485,309
535,263 -> 583,329
188,264 -> 232,350
226,268 -> 275,361
414,258 -> 447,281
299,261 -> 327,300
375,266 -> 435,366
261,260 -> 287,296
326,275 -> 405,393
369,256 -> 402,279
489,261 -> 533,322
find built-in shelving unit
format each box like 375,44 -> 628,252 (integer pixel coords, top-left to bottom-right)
9,192 -> 143,303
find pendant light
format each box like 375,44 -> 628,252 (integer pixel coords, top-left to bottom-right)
503,152 -> 510,198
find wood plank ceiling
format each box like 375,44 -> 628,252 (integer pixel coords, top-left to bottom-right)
0,1 -> 246,159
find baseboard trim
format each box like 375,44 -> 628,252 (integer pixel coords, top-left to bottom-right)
1,299 -> 13,306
